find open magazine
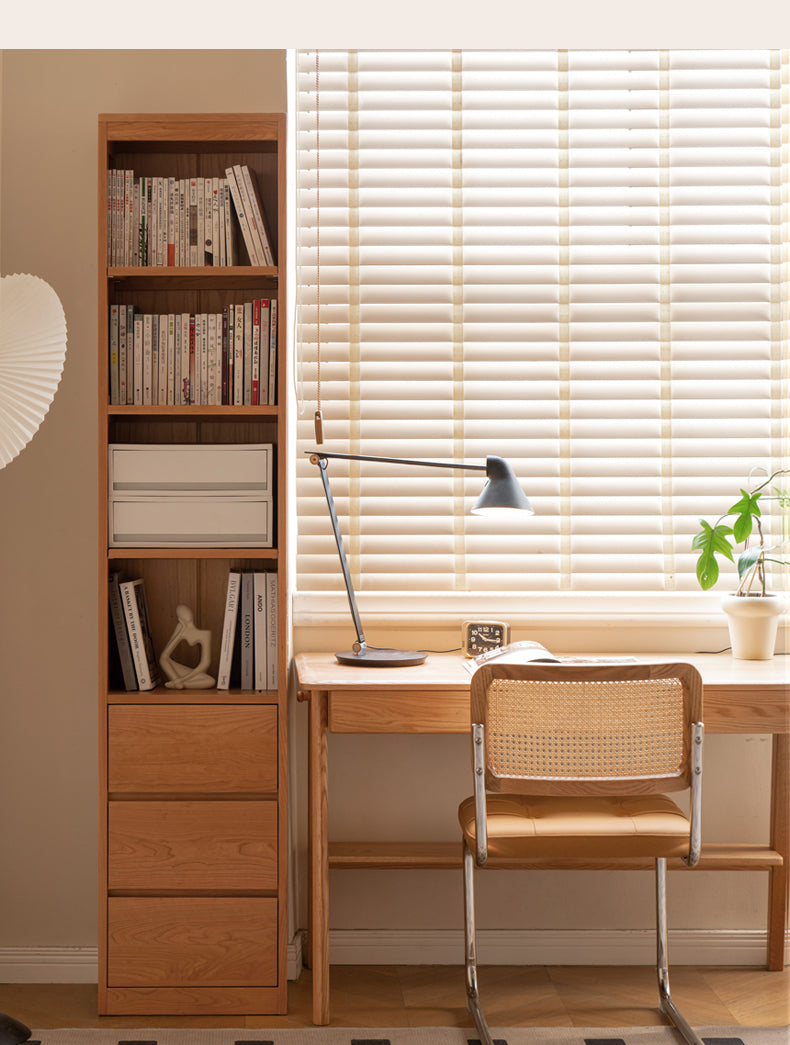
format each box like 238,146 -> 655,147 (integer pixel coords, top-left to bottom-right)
463,640 -> 636,675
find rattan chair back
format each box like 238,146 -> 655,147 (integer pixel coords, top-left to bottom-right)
470,661 -> 703,797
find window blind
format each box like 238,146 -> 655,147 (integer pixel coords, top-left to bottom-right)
294,49 -> 788,601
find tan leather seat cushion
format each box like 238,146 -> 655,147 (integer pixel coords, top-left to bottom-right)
458,792 -> 691,859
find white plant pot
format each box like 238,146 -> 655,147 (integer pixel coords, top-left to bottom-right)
721,593 -> 788,660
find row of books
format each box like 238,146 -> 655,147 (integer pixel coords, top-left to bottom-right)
107,163 -> 274,268
108,298 -> 277,407
217,571 -> 279,691
108,570 -> 279,692
108,572 -> 161,691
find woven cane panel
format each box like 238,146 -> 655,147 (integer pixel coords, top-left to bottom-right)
486,677 -> 685,781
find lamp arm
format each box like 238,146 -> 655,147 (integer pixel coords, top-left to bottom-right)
312,454 -> 368,654
310,450 -> 487,472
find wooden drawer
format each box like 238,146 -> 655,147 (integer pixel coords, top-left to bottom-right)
108,800 -> 277,891
108,705 -> 277,793
107,896 -> 278,988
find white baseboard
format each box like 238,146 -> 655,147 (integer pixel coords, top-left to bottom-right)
327,928 -> 788,968
0,929 -> 784,984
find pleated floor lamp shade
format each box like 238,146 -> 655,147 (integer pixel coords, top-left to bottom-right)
0,274 -> 66,1041
0,273 -> 68,469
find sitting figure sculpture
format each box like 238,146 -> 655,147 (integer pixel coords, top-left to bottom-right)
159,604 -> 215,689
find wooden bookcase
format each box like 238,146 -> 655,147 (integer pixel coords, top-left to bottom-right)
97,114 -> 288,1015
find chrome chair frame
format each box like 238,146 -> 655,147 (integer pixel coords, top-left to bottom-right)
462,664 -> 704,1045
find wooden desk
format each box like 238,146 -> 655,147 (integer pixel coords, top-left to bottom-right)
295,651 -> 789,1025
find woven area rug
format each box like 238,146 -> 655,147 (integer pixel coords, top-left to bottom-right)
22,1028 -> 787,1045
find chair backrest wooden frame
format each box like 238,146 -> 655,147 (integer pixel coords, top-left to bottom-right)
471,660 -> 702,797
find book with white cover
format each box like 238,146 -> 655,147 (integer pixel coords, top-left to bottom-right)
233,303 -> 245,405
217,571 -> 241,690
225,165 -> 261,265
119,577 -> 160,691
268,298 -> 278,405
223,179 -> 238,265
109,304 -> 120,405
118,304 -> 128,405
239,164 -> 274,266
266,572 -> 278,689
253,571 -> 268,690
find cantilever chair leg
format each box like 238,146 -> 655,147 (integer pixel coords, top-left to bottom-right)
463,840 -> 495,1045
655,857 -> 704,1045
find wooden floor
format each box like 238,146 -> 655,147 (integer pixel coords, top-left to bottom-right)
1,966 -> 788,1031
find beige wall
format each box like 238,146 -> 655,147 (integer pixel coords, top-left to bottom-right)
0,48 -> 779,968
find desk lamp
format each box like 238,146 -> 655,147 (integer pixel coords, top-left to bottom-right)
309,450 -> 533,667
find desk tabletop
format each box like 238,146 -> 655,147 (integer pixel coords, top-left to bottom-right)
294,650 -> 788,734
294,649 -> 788,691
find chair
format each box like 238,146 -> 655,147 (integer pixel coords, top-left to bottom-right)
459,660 -> 704,1045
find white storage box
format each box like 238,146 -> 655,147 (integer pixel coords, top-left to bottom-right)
108,444 -> 273,547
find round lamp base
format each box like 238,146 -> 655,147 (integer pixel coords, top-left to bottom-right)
335,648 -> 427,667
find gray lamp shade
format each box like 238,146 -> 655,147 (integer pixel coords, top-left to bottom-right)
471,456 -> 534,516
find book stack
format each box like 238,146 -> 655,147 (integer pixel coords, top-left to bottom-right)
107,163 -> 274,268
108,572 -> 161,691
108,297 -> 277,406
217,571 -> 279,691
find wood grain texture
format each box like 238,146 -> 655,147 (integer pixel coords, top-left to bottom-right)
108,705 -> 277,793
108,800 -> 277,890
107,896 -> 277,988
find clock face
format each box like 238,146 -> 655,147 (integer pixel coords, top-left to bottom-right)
462,620 -> 511,658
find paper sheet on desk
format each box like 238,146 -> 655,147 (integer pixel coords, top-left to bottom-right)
463,640 -> 637,675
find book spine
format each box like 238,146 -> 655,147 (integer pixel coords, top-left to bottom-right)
109,304 -> 120,405
259,298 -> 271,406
223,179 -> 238,265
167,313 -> 176,406
253,572 -> 268,690
216,571 -> 241,690
240,571 -> 254,690
157,313 -> 168,406
167,176 -> 176,266
133,314 -> 144,405
266,572 -> 278,689
221,305 -> 230,405
181,312 -> 191,405
108,571 -> 137,691
118,304 -> 127,405
213,177 -> 223,267
225,165 -> 259,265
243,300 -> 253,406
207,311 -> 217,406
233,303 -> 244,405
240,164 -> 274,265
251,297 -> 261,406
189,315 -> 196,404
189,178 -> 198,266
120,580 -> 156,691
126,307 -> 136,404
268,297 -> 278,405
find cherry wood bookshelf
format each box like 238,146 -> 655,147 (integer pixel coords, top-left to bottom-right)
97,113 -> 288,1016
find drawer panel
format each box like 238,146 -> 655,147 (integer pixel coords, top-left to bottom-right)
108,800 -> 277,891
108,705 -> 277,793
107,896 -> 277,988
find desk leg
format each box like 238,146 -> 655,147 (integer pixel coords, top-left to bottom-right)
309,690 -> 330,1024
767,732 -> 789,970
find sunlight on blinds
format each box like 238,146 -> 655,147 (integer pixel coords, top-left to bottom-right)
294,49 -> 788,598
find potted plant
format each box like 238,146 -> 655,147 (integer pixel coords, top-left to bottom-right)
692,467 -> 789,659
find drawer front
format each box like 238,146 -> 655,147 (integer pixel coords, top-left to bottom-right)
107,896 -> 277,987
108,800 -> 277,891
109,444 -> 273,494
108,705 -> 277,793
109,495 -> 273,547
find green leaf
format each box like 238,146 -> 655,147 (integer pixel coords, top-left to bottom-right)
692,520 -> 734,590
728,488 -> 761,544
737,545 -> 762,578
